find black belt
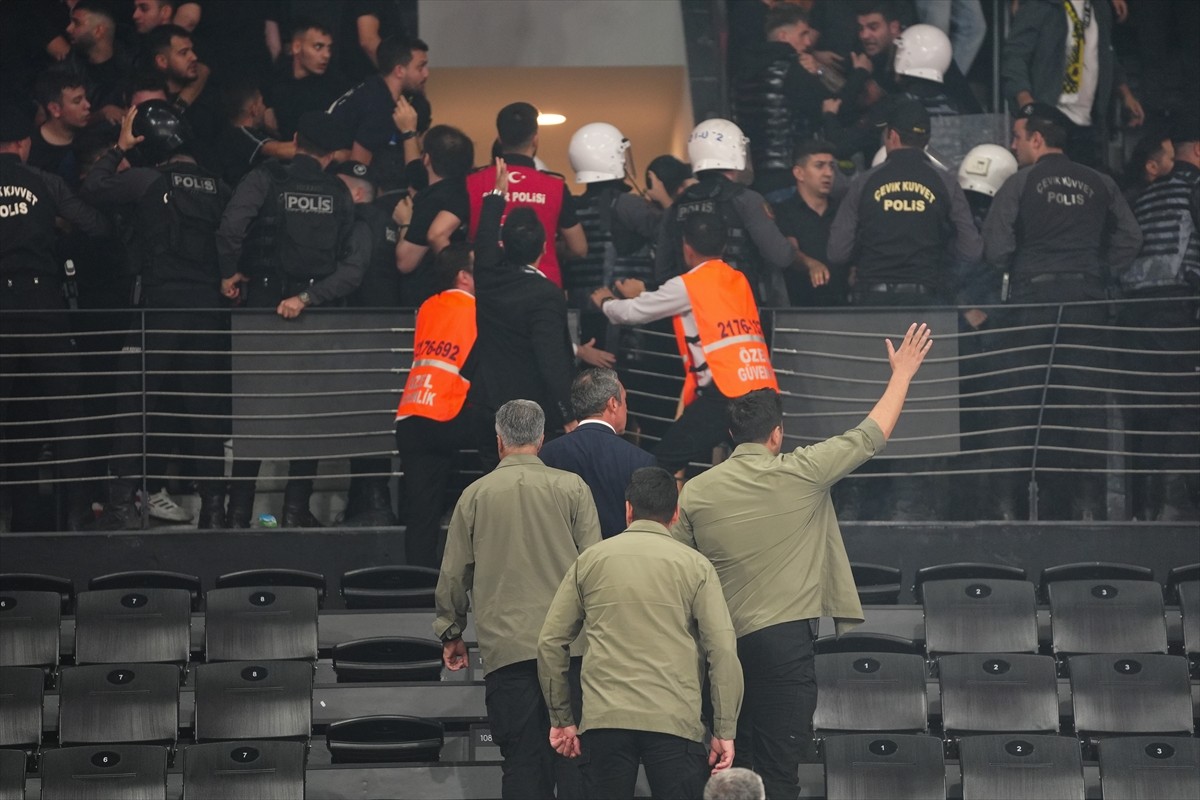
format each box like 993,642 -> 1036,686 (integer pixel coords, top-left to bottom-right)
1024,272 -> 1098,285
856,282 -> 932,295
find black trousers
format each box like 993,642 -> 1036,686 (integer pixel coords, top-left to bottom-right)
654,387 -> 732,474
483,659 -> 584,800
735,620 -> 816,800
579,729 -> 709,800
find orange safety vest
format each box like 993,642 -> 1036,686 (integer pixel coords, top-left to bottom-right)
396,289 -> 477,422
673,260 -> 778,405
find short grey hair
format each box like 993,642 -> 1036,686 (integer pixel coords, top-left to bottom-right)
570,368 -> 621,419
495,399 -> 545,447
703,768 -> 765,800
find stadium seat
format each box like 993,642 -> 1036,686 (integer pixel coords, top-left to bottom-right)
193,661 -> 312,742
1048,579 -> 1168,656
1097,736 -> 1200,800
912,563 -> 1026,603
1175,580 -> 1199,668
204,586 -> 318,662
938,654 -> 1059,736
814,633 -> 921,655
74,588 -> 191,666
922,578 -> 1038,656
325,716 -> 444,763
215,569 -> 326,607
57,664 -> 180,746
1068,654 -> 1193,739
850,563 -> 903,605
1166,563 -> 1199,603
340,565 -> 439,609
89,571 -> 203,612
0,748 -> 26,800
0,574 -> 74,614
182,740 -> 306,800
1038,562 -> 1154,602
0,590 -> 60,669
39,744 -> 168,800
0,667 -> 43,752
958,734 -> 1084,800
331,637 -> 444,682
813,652 -> 928,734
823,733 -> 946,800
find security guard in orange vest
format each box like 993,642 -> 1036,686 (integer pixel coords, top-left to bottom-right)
592,211 -> 778,474
395,243 -> 481,567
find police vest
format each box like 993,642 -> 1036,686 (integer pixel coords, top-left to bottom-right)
669,177 -> 764,293
137,162 -> 227,286
673,259 -> 778,404
349,202 -> 402,307
0,157 -> 58,277
565,184 -> 654,292
466,164 -> 566,286
268,161 -> 346,280
734,45 -> 798,176
396,289 -> 477,422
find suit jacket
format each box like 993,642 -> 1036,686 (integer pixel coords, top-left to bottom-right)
538,421 -> 656,539
468,193 -> 575,430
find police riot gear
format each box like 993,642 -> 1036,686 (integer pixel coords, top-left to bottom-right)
894,24 -> 953,84
568,123 -> 629,184
129,99 -> 193,167
958,144 -> 1019,198
687,119 -> 748,173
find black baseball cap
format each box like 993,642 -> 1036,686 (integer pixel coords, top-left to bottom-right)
1017,101 -> 1073,131
0,103 -> 34,143
297,111 -> 351,152
883,97 -> 931,136
329,159 -> 377,185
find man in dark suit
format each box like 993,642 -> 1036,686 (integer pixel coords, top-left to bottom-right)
539,368 -> 656,538
470,158 -> 577,469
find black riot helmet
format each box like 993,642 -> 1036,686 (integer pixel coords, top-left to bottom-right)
129,99 -> 192,166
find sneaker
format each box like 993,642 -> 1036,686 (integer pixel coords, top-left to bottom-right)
143,488 -> 193,522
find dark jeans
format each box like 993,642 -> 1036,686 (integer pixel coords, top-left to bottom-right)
579,728 -> 709,800
654,387 -> 731,474
484,659 -> 583,800
735,620 -> 816,800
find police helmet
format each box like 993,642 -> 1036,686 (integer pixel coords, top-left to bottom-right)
871,143 -> 952,171
568,122 -> 630,183
129,99 -> 192,166
894,24 -> 953,84
957,143 -> 1018,197
687,119 -> 748,173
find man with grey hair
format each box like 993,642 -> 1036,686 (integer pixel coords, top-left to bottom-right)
539,369 -> 656,538
434,399 -> 602,799
705,767 -> 766,800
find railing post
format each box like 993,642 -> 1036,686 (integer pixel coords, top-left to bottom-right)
139,307 -> 148,530
1027,304 -> 1065,520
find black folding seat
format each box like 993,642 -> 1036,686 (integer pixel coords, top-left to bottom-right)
89,571 -> 203,612
1176,580 -> 1199,674
204,585 -> 318,662
325,716 -> 444,763
1039,562 -> 1154,602
57,664 -> 180,747
912,563 -> 1026,603
40,744 -> 168,800
215,569 -> 326,607
938,654 -> 1059,737
74,588 -> 191,666
1166,563 -> 1199,603
1097,736 -> 1200,800
331,637 -> 443,682
850,563 -> 903,605
193,661 -> 312,742
1048,579 -> 1168,656
1068,654 -> 1193,740
0,590 -> 60,669
814,633 -> 920,655
0,748 -> 25,800
959,735 -> 1084,800
340,565 -> 439,609
0,574 -> 73,614
182,740 -> 306,800
0,667 -> 43,752
823,733 -> 946,800
812,652 -> 928,734
922,578 -> 1038,656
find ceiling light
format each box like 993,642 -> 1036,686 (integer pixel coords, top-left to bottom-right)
537,113 -> 566,125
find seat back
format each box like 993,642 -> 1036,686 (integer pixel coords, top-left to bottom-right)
1048,580 -> 1167,655
0,574 -> 74,614
0,748 -> 26,800
823,733 -> 946,800
0,667 -> 44,750
1097,736 -> 1200,800
0,590 -> 60,668
1067,654 -> 1193,738
204,586 -> 318,662
58,664 -> 180,746
215,570 -> 326,606
39,744 -> 168,800
814,633 -> 921,656
922,579 -> 1038,655
89,571 -> 203,612
193,661 -> 313,741
813,652 -> 928,734
331,638 -> 443,682
1177,581 -> 1199,659
340,566 -> 439,609
75,588 -> 191,665
325,715 -> 444,763
959,735 -> 1084,800
938,654 -> 1058,736
1039,562 -> 1154,602
182,740 -> 306,800
851,563 -> 903,605
913,563 -> 1026,603
1166,564 -> 1199,603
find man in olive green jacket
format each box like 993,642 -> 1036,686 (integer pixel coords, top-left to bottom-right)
675,323 -> 933,800
538,466 -> 744,800
434,399 -> 602,800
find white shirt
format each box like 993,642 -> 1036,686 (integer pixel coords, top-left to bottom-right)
577,419 -> 616,433
1057,0 -> 1099,126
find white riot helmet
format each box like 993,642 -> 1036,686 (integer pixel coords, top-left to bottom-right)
957,144 -> 1019,197
568,122 -> 630,183
894,24 -> 953,84
687,118 -> 748,173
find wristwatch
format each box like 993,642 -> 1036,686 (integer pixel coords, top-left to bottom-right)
397,129 -> 418,142
297,291 -> 313,307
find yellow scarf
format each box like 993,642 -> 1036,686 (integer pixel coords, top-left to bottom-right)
1062,0 -> 1092,94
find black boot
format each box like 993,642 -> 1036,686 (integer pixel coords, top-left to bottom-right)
84,481 -> 142,531
226,483 -> 255,529
342,479 -> 397,527
197,485 -> 227,529
280,482 -> 322,528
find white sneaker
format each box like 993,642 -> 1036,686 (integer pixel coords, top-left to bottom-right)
143,489 -> 193,522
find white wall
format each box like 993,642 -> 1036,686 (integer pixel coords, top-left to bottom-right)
419,0 -> 687,68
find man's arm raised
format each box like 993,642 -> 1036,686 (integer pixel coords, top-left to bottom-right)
867,323 -> 933,441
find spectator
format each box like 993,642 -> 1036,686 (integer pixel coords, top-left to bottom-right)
127,72 -> 170,107
341,0 -> 411,83
913,0 -> 986,75
1122,128 -> 1174,205
215,77 -> 294,188
773,139 -> 846,306
1126,0 -> 1200,120
435,399 -> 599,800
132,0 -> 177,35
645,154 -> 694,209
265,18 -> 349,141
29,68 -> 90,182
147,24 -> 220,151
704,767 -> 767,800
65,0 -> 131,125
